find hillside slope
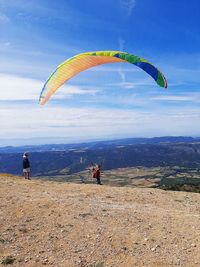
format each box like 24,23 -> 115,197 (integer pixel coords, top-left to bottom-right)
0,174 -> 200,267
2,141 -> 200,176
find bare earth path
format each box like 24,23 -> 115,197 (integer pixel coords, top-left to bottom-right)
0,174 -> 200,266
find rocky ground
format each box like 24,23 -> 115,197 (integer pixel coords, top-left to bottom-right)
0,174 -> 200,267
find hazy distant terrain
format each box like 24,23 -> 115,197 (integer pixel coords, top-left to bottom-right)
1,137 -> 200,176
0,136 -> 199,153
1,137 -> 200,192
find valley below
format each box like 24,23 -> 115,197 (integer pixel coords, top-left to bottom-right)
35,165 -> 200,193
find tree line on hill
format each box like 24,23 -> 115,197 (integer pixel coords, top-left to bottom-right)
1,142 -> 200,176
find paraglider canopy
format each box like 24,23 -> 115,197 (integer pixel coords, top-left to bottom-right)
39,50 -> 167,105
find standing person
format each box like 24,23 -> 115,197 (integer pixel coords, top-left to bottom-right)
95,164 -> 102,185
23,152 -> 30,180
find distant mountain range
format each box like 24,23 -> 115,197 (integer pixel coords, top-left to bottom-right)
1,136 -> 200,176
0,136 -> 199,153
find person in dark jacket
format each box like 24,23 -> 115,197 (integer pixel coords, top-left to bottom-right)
23,152 -> 30,180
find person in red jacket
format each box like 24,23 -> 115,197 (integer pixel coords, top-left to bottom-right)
93,164 -> 102,185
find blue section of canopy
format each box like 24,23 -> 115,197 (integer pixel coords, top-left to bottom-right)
135,62 -> 158,81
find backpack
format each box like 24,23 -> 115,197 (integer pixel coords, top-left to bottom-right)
92,170 -> 97,178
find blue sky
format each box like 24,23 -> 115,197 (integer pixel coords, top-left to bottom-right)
0,0 -> 200,146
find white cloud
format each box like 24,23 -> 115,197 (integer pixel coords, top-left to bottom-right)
109,80 -> 154,89
0,74 -> 99,102
151,93 -> 200,103
118,38 -> 126,83
0,73 -> 42,101
152,95 -> 193,102
168,67 -> 200,84
120,0 -> 136,17
1,74 -> 200,144
89,65 -> 140,73
55,85 -> 99,98
0,42 -> 10,48
0,13 -> 9,23
1,103 -> 200,142
0,105 -> 145,139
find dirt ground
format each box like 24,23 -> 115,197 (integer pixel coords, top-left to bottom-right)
0,174 -> 200,267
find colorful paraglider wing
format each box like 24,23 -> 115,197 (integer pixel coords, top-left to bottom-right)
39,51 -> 167,105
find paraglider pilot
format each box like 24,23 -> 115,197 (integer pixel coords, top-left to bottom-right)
92,164 -> 102,185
